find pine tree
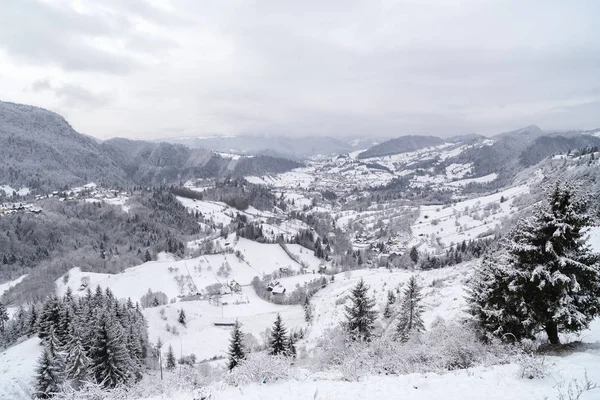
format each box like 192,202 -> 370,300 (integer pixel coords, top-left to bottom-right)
178,309 -> 186,326
36,327 -> 66,398
344,278 -> 378,341
468,183 -> 600,344
303,297 -> 312,323
90,316 -> 132,388
165,345 -> 176,370
28,303 -> 39,336
467,252 -> 531,341
269,313 -> 288,355
64,326 -> 91,390
35,348 -> 64,398
38,296 -> 62,340
287,334 -> 297,358
0,301 -> 8,332
144,249 -> 152,262
409,246 -> 419,264
383,290 -> 396,319
396,276 -> 425,341
227,320 -> 246,370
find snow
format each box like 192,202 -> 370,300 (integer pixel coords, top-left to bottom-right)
446,173 -> 498,187
411,185 -> 529,252
144,289 -> 304,363
305,265 -> 469,343
587,226 -> 600,253
56,238 -> 319,303
0,337 -> 42,400
0,185 -> 30,196
0,274 -> 28,297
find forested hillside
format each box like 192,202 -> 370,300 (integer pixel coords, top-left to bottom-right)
0,189 -> 202,304
0,102 -> 302,191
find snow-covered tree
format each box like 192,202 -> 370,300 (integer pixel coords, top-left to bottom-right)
287,335 -> 297,358
35,348 -> 64,398
409,246 -> 419,264
165,345 -> 176,370
269,313 -> 288,355
396,276 -> 425,341
344,278 -> 378,341
64,326 -> 91,390
468,183 -> 600,344
36,327 -> 66,398
303,297 -> 312,323
90,316 -> 132,388
227,320 -> 246,370
178,309 -> 186,326
383,290 -> 396,319
0,301 -> 8,332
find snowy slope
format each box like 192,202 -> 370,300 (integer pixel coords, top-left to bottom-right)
0,274 -> 28,297
0,337 -> 42,400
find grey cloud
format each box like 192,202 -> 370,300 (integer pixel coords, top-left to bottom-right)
30,79 -> 113,110
4,0 -> 600,137
0,0 -> 178,74
31,79 -> 52,92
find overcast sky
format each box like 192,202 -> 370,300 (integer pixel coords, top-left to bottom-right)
1,0 -> 599,140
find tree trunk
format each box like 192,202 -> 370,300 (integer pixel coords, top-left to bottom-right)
545,320 -> 560,345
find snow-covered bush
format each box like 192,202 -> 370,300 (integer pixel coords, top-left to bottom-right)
518,354 -> 549,380
311,319 -> 513,381
224,353 -> 296,386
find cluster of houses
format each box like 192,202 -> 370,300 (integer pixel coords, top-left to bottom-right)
0,202 -> 42,216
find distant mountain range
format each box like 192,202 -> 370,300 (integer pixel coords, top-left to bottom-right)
157,135 -> 383,160
2,100 -> 599,193
0,101 -> 301,191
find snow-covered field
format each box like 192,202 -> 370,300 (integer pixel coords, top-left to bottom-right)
0,274 -> 28,297
0,185 -> 30,196
411,185 -> 530,252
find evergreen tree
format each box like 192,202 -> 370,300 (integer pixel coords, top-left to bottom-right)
468,183 -> 600,344
178,309 -> 186,326
90,316 -> 132,388
227,320 -> 246,370
383,290 -> 396,319
144,249 -> 152,262
28,303 -> 39,336
0,301 -> 8,332
38,296 -> 62,340
35,348 -> 64,399
165,345 -> 176,370
344,278 -> 378,341
396,276 -> 425,341
64,326 -> 91,390
287,334 -> 297,358
409,246 -> 419,264
269,313 -> 288,355
467,252 -> 531,341
35,327 -> 66,398
303,297 -> 312,323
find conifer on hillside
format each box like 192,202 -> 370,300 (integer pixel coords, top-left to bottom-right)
468,182 -> 600,344
269,313 -> 288,355
227,320 -> 246,370
396,276 -> 425,341
344,278 -> 378,341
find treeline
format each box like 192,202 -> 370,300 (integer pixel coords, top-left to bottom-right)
419,237 -> 498,270
169,178 -> 278,212
0,286 -> 149,397
1,189 -> 201,304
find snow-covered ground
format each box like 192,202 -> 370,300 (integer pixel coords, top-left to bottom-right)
0,185 -> 30,196
411,185 -> 530,253
0,337 -> 41,400
0,274 -> 28,297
